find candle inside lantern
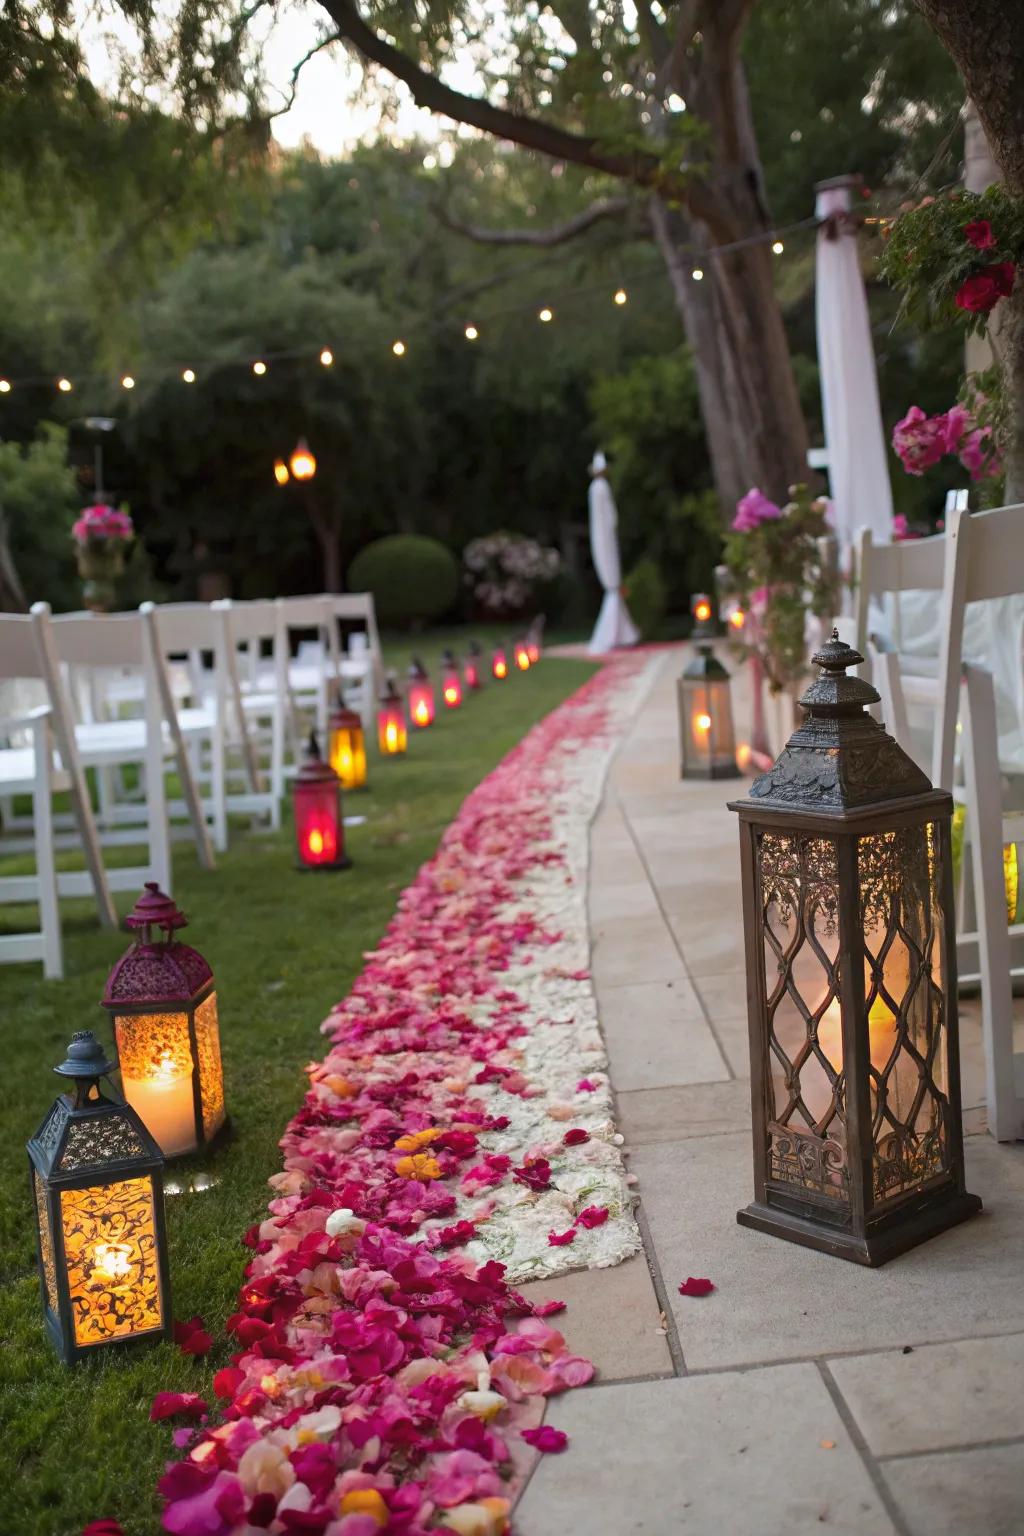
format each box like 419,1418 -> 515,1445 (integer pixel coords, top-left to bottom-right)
514,641 -> 531,671
91,1242 -> 133,1287
695,711 -> 712,733
327,700 -> 367,790
407,659 -> 435,728
493,649 -> 508,680
440,650 -> 462,708
377,677 -> 408,755
121,1045 -> 197,1158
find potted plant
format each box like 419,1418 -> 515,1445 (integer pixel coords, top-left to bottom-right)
72,503 -> 134,611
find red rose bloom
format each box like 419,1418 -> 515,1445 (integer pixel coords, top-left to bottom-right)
955,262 -> 1016,314
963,219 -> 996,251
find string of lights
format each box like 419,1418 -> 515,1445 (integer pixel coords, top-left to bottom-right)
0,215 -> 820,397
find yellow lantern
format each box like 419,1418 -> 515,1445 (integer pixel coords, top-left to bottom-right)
102,885 -> 227,1159
328,696 -> 368,790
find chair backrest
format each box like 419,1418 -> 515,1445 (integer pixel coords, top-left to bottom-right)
0,613 -> 47,682
45,608 -> 148,669
323,592 -> 383,694
276,594 -> 332,636
213,599 -> 281,688
854,526 -> 946,655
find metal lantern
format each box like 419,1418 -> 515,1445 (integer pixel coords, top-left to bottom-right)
492,646 -> 509,681
527,635 -> 541,665
28,1030 -> 172,1363
292,732 -> 350,871
514,638 -> 531,672
464,641 -> 484,691
730,632 -> 981,1266
328,695 -> 367,790
690,591 -> 715,638
441,649 -> 463,709
678,643 -> 739,780
407,657 -> 435,729
102,883 -> 227,1158
377,675 -> 408,756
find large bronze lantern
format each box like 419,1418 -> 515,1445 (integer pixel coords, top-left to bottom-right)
730,632 -> 980,1265
678,643 -> 739,780
28,1031 -> 172,1363
103,884 -> 227,1158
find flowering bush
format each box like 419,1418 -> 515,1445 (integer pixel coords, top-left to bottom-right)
71,503 -> 133,545
462,533 -> 560,619
892,398 -> 1002,484
723,485 -> 838,695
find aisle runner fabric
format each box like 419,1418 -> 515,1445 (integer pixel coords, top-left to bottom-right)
158,654 -> 655,1536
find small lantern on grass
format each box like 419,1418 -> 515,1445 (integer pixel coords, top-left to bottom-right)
28,1030 -> 172,1363
492,645 -> 509,681
293,732 -> 351,871
464,642 -> 484,691
407,658 -> 435,729
514,639 -> 531,672
377,675 -> 408,757
327,695 -> 367,790
527,634 -> 541,664
691,591 -> 715,638
441,649 -> 463,709
678,642 -> 739,781
730,632 -> 981,1265
103,884 -> 227,1158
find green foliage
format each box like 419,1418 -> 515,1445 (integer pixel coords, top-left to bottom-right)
879,186 -> 1024,338
0,424 -> 79,610
623,556 -> 666,640
723,486 -> 838,694
348,535 -> 459,628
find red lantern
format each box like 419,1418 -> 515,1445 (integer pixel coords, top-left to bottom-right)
293,733 -> 350,871
407,658 -> 435,729
492,647 -> 509,681
377,676 -> 408,756
514,639 -> 531,672
464,641 -> 484,691
441,649 -> 462,709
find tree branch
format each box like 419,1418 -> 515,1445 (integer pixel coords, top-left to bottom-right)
263,32 -> 344,122
436,196 -> 635,247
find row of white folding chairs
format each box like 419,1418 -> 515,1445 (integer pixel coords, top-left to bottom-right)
854,500 -> 1024,1140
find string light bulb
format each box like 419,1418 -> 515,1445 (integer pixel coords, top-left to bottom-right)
538,307 -> 553,323
289,439 -> 316,481
320,348 -> 334,366
57,377 -> 73,392
392,340 -> 406,357
182,368 -> 195,383
0,380 -> 10,394
464,324 -> 479,341
692,268 -> 704,282
273,459 -> 290,486
253,360 -> 267,376
614,288 -> 628,305
772,240 -> 785,255
121,375 -> 135,390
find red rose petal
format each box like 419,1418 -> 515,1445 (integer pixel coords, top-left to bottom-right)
149,1391 -> 209,1422
678,1276 -> 715,1298
521,1425 -> 569,1453
547,1228 -> 576,1246
562,1129 -> 589,1146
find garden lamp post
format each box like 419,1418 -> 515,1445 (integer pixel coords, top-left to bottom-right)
730,631 -> 981,1265
292,732 -> 351,870
28,1030 -> 172,1363
376,674 -> 408,756
327,694 -> 368,790
102,883 -> 227,1158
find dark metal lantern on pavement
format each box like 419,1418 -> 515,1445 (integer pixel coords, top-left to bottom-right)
678,641 -> 740,781
729,631 -> 980,1265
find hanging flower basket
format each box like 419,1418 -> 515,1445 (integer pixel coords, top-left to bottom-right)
72,505 -> 133,611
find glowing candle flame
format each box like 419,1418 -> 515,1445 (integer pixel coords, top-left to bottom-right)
385,722 -> 398,751
696,712 -> 712,732
308,829 -> 324,856
92,1242 -> 132,1286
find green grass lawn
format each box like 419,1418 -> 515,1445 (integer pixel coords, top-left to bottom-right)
0,640 -> 596,1536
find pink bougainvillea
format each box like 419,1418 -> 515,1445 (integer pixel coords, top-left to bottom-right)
893,402 -> 1001,485
71,504 -> 134,544
731,488 -> 783,534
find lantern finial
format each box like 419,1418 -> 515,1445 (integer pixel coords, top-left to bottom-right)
124,883 -> 187,937
54,1030 -> 115,1083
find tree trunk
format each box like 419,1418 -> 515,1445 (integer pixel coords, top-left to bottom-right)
0,500 -> 27,612
1001,288 -> 1024,504
318,523 -> 342,593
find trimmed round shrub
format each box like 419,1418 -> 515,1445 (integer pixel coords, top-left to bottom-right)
624,556 -> 666,640
348,535 -> 459,628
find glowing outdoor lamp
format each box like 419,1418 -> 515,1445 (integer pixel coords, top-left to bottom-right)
273,459 -> 290,486
328,695 -> 367,790
289,439 -> 316,481
377,675 -> 408,756
492,646 -> 509,681
464,641 -> 484,692
292,732 -> 350,871
678,642 -> 739,781
102,883 -> 227,1159
514,639 -> 531,672
441,649 -> 463,709
730,631 -> 981,1265
691,591 -> 715,638
407,658 -> 435,729
526,631 -> 541,664
28,1030 -> 172,1363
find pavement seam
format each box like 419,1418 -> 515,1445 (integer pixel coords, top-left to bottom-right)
674,1321 -> 1024,1376
633,1199 -> 689,1376
875,1433 -> 1024,1463
815,1359 -> 915,1536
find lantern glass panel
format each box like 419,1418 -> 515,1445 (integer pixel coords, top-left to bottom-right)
295,780 -> 342,866
34,1170 -> 58,1312
60,1175 -> 162,1348
195,993 -> 226,1142
377,704 -> 407,755
329,722 -> 367,790
678,666 -> 738,779
858,824 -> 950,1202
408,682 -> 434,728
114,1010 -> 195,1157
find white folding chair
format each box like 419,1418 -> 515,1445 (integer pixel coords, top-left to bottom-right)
35,603 -> 213,894
274,595 -> 334,752
323,592 -> 384,731
214,598 -> 286,828
0,703 -> 63,977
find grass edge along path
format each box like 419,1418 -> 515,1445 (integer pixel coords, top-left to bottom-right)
0,651 -> 597,1536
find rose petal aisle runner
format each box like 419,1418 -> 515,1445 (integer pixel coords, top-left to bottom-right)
157,653 -> 658,1536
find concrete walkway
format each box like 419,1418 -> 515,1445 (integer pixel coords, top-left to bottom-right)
519,647 -> 1024,1536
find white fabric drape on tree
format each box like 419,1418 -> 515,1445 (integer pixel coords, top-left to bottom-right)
815,178 -> 893,551
587,451 -> 639,654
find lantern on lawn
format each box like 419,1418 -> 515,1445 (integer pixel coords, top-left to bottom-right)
441,649 -> 463,709
464,641 -> 484,692
492,646 -> 509,681
730,632 -> 981,1265
28,1030 -> 172,1363
292,732 -> 350,871
690,591 -> 714,638
514,638 -> 531,672
407,658 -> 435,729
328,695 -> 367,790
102,883 -> 227,1158
526,632 -> 541,664
377,675 -> 407,756
678,642 -> 739,781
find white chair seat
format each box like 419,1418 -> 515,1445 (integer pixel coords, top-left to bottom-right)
0,746 -> 69,793
74,712 -> 210,764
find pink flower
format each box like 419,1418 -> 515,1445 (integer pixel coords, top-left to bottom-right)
521,1425 -> 569,1453
964,219 -> 996,251
150,1391 -> 208,1422
678,1276 -> 715,1298
941,404 -> 970,454
959,427 -> 1001,481
892,513 -> 912,542
892,406 -> 946,475
547,1228 -> 576,1246
576,1205 -> 608,1229
732,487 -> 783,534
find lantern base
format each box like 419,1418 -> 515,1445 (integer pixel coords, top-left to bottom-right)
162,1113 -> 231,1164
296,855 -> 353,873
737,1187 -> 982,1267
681,761 -> 741,782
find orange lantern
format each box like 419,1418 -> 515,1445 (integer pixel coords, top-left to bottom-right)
377,676 -> 408,756
407,658 -> 435,729
328,696 -> 367,790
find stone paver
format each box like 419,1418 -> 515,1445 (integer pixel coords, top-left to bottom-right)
517,1364 -> 897,1536
520,646 -> 1024,1535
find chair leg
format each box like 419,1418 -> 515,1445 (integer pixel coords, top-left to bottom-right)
32,721 -> 63,980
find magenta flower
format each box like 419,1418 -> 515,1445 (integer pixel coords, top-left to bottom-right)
892,406 -> 947,476
72,503 -> 134,545
732,487 -> 783,533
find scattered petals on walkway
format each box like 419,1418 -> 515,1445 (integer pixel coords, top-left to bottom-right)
157,655 -> 655,1536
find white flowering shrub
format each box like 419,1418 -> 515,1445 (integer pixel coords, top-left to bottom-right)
462,532 -> 561,618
